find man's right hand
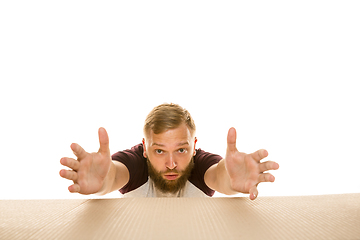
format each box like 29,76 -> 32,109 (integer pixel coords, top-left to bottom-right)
59,127 -> 112,195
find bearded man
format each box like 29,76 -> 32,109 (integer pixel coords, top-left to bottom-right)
60,103 -> 279,199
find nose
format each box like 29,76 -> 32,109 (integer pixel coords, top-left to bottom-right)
166,154 -> 177,170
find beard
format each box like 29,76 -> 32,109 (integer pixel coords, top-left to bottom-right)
147,158 -> 194,194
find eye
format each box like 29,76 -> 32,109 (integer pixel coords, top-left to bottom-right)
178,148 -> 186,153
155,149 -> 163,154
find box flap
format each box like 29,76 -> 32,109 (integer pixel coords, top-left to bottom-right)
1,194 -> 359,239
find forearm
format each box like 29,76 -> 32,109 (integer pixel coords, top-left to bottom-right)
96,161 -> 129,196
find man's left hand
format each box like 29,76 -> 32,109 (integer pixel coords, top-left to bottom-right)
224,127 -> 279,200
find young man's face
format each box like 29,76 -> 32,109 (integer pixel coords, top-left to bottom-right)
143,123 -> 197,193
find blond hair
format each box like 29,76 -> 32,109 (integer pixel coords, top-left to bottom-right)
143,103 -> 196,138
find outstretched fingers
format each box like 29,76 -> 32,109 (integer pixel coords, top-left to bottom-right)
251,149 -> 268,162
98,127 -> 110,154
60,157 -> 80,171
68,184 -> 80,193
258,173 -> 275,183
249,186 -> 258,200
259,161 -> 279,173
226,127 -> 238,153
59,169 -> 78,182
70,143 -> 88,160
59,169 -> 81,193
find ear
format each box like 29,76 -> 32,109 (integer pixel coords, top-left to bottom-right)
142,138 -> 147,158
193,137 -> 198,156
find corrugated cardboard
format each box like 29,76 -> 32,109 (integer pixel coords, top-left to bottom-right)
1,193 -> 359,239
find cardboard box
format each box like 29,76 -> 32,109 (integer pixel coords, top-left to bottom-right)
1,193 -> 359,239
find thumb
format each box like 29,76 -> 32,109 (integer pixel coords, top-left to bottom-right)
98,127 -> 110,154
227,127 -> 238,152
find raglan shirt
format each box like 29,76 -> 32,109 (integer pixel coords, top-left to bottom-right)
112,144 -> 222,197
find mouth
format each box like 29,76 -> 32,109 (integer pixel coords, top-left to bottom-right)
163,174 -> 179,181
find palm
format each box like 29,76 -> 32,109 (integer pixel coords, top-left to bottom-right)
225,151 -> 260,193
75,151 -> 111,194
224,128 -> 279,200
60,128 -> 111,195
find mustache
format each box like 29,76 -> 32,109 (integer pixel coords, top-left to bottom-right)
147,157 -> 194,175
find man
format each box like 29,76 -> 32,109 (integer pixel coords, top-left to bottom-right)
60,103 -> 279,200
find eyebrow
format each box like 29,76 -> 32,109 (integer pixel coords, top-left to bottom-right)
151,141 -> 189,147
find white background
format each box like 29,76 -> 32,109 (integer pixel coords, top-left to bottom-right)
1,1 -> 359,199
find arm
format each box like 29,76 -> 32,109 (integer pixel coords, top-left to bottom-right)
96,160 -> 129,195
204,127 -> 279,200
60,127 -> 129,195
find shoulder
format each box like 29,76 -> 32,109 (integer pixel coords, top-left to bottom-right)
193,148 -> 222,174
112,144 -> 144,160
194,149 -> 223,163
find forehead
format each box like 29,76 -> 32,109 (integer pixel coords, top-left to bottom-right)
147,123 -> 193,147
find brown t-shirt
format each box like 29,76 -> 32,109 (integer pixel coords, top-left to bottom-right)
112,144 -> 222,197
